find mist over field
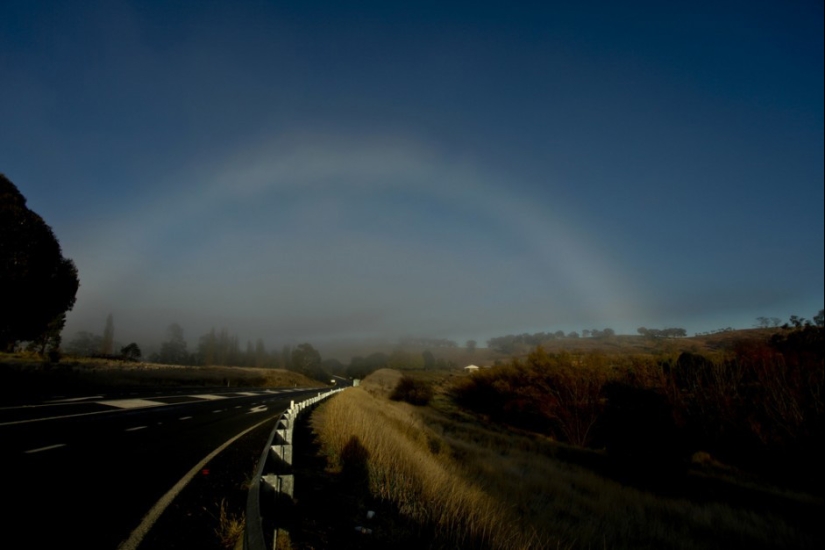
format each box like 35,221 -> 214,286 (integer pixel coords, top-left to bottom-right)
2,1 -> 822,353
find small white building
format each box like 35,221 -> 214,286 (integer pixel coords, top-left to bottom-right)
464,364 -> 480,373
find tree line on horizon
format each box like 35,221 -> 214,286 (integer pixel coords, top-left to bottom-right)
486,328 -> 630,353
66,320 -> 307,368
62,315 -> 467,382
484,316 -> 825,354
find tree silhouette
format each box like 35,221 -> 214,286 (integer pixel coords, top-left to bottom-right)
101,313 -> 115,355
292,343 -> 324,380
25,312 -> 66,356
121,342 -> 142,361
1,174 -> 79,352
159,323 -> 188,364
65,331 -> 103,356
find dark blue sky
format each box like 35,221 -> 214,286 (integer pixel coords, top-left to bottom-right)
2,1 -> 822,347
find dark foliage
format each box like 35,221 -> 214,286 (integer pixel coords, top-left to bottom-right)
451,348 -> 607,444
1,174 -> 79,351
390,376 -> 434,406
451,326 -> 825,490
599,382 -> 685,475
120,343 -> 142,361
292,342 -> 328,381
347,352 -> 388,379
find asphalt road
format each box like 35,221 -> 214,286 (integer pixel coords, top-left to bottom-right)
0,386 -> 322,549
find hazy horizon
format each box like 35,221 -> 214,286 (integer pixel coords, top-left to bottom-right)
2,1 -> 822,354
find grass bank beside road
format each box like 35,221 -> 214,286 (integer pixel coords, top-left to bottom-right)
0,352 -> 323,402
291,368 -> 821,550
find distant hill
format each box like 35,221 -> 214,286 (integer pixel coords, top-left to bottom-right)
317,327 -> 784,367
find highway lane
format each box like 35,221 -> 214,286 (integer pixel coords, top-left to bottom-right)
0,387 -> 322,549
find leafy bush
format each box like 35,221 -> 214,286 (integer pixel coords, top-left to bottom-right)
450,331 -> 825,489
664,335 -> 825,486
390,375 -> 434,406
600,381 -> 685,474
451,347 -> 611,446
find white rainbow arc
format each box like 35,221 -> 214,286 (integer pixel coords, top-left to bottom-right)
201,132 -> 647,328
67,130 -> 648,338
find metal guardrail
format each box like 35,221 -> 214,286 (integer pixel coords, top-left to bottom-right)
244,388 -> 345,550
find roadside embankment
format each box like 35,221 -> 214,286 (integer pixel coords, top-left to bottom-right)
284,368 -> 821,550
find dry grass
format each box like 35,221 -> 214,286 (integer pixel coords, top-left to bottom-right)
214,498 -> 245,549
314,385 -> 550,549
0,352 -> 324,401
309,370 -> 821,550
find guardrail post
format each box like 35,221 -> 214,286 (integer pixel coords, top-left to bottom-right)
270,443 -> 293,466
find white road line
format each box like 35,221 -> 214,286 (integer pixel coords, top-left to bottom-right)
98,399 -> 165,409
125,426 -> 147,432
0,387 -> 306,426
116,413 -> 280,550
191,394 -> 225,400
212,409 -> 223,413
25,443 -> 66,454
47,395 -> 105,403
179,416 -> 192,421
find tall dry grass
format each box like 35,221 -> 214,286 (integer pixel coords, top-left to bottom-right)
314,384 -> 550,548
214,498 -> 245,549
310,371 -> 819,549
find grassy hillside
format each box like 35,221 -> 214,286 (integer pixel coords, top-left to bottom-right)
295,367 -> 821,549
289,324 -> 823,548
319,328 -> 788,369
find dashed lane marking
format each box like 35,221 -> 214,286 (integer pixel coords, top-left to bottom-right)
25,443 -> 66,454
47,395 -> 105,403
98,399 -> 166,409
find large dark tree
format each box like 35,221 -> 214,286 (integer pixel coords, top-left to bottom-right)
1,174 -> 79,352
